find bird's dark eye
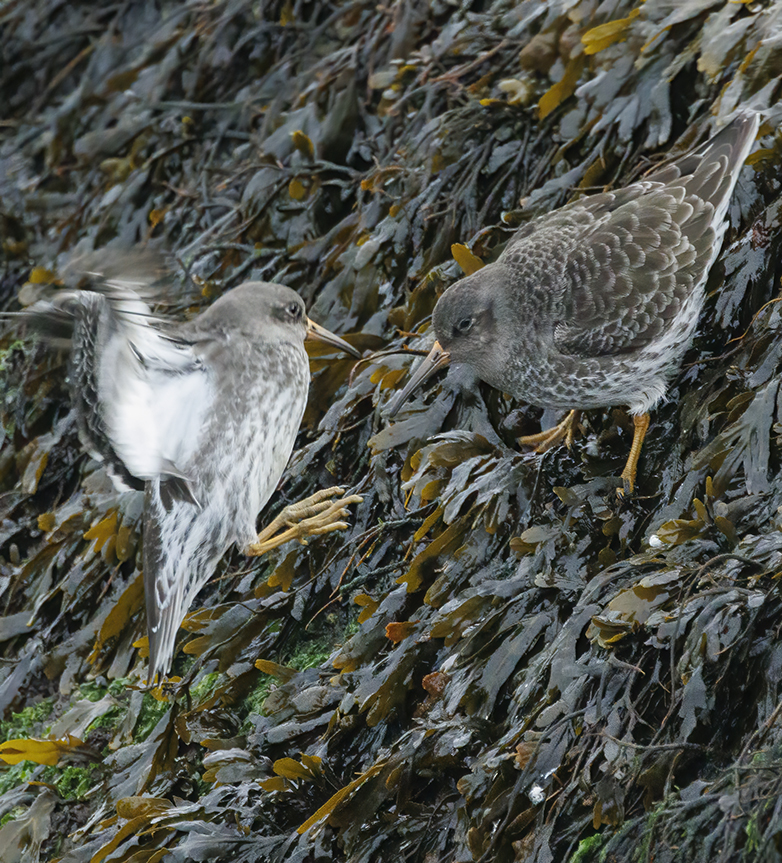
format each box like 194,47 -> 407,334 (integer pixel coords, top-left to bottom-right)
455,317 -> 473,335
286,302 -> 303,322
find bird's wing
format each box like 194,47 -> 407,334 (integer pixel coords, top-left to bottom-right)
545,182 -> 716,358
516,114 -> 757,360
92,292 -> 212,497
23,290 -> 143,490
26,284 -> 212,496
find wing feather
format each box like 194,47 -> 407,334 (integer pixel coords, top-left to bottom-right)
24,279 -> 215,494
496,114 -> 758,362
550,187 -> 710,358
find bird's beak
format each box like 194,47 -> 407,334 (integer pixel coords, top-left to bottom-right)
306,318 -> 361,358
387,340 -> 451,417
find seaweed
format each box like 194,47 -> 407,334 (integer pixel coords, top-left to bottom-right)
2,0 -> 782,861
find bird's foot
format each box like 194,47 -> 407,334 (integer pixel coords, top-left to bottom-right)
517,409 -> 582,452
246,487 -> 363,556
616,413 -> 650,498
617,468 -> 634,498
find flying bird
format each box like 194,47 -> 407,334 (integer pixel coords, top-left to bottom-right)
390,112 -> 759,493
23,264 -> 362,682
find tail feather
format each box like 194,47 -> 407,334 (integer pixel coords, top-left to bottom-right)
650,112 -> 759,226
143,480 -> 224,685
144,481 -> 184,684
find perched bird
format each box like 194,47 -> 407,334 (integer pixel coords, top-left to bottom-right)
390,112 -> 759,493
22,267 -> 362,682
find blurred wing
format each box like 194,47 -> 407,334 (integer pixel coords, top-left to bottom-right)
26,285 -> 212,496
102,321 -> 210,485
23,290 -> 143,490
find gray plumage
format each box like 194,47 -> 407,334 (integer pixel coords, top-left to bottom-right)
139,284 -> 312,683
431,112 -> 758,415
26,278 -> 324,682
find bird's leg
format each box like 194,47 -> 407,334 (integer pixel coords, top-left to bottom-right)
517,409 -> 582,452
245,487 -> 363,557
618,413 -> 650,496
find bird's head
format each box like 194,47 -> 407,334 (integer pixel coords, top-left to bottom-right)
387,264 -> 509,416
432,268 -> 500,375
202,282 -> 359,357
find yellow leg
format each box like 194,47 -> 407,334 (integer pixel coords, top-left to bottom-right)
618,413 -> 650,496
518,410 -> 582,452
246,487 -> 363,556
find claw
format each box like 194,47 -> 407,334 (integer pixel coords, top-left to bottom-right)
246,487 -> 363,556
517,410 -> 582,453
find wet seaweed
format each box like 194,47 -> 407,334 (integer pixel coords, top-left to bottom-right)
2,0 -> 782,861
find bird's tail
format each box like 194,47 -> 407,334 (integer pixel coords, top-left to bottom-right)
143,480 -> 217,685
649,112 -> 760,227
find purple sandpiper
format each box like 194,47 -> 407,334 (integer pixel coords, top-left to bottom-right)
390,112 -> 759,494
24,268 -> 362,682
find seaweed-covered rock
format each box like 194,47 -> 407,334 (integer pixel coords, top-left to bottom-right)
2,1 -> 782,861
